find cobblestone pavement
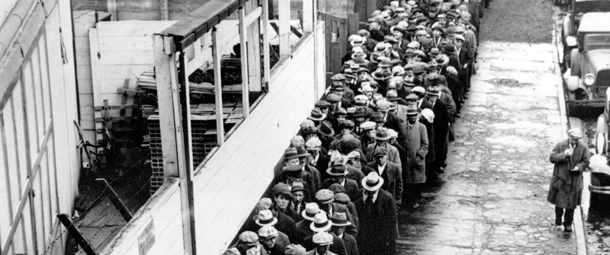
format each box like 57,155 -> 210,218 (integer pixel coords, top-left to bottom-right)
396,41 -> 577,254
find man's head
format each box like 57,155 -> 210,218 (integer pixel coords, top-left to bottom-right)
373,147 -> 388,165
291,181 -> 308,203
568,128 -> 582,147
272,183 -> 293,211
312,232 -> 333,254
330,212 -> 351,236
257,226 -> 279,249
406,106 -> 419,124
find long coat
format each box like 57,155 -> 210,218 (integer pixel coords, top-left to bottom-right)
342,233 -> 359,255
547,139 -> 590,209
355,189 -> 397,255
401,121 -> 429,184
364,162 -> 403,202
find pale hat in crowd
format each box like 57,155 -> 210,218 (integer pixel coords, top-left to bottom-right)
310,212 -> 332,232
301,202 -> 321,221
255,209 -> 278,227
568,128 -> 583,139
257,225 -> 279,238
362,172 -> 385,191
239,231 -> 260,247
312,231 -> 334,245
420,108 -> 435,123
305,137 -> 322,151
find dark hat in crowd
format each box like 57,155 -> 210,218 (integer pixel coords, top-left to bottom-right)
315,100 -> 331,109
308,107 -> 327,121
374,128 -> 392,141
272,182 -> 293,199
282,164 -> 302,176
349,107 -> 369,118
370,112 -> 385,122
413,66 -> 426,75
331,212 -> 352,227
406,106 -> 419,115
332,84 -> 345,91
295,145 -> 309,157
339,119 -> 355,129
339,137 -> 360,153
334,193 -> 351,205
328,183 -> 346,194
331,73 -> 346,81
445,27 -> 456,35
429,48 -> 440,57
291,181 -> 309,195
284,147 -> 300,159
317,120 -> 335,137
326,93 -> 341,103
326,163 -> 348,176
357,66 -> 370,74
431,25 -> 444,34
444,44 -> 456,55
373,147 -> 388,157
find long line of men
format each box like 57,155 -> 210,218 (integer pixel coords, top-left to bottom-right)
225,0 -> 488,254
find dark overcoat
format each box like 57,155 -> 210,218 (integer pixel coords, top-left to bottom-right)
355,189 -> 397,255
547,139 -> 590,209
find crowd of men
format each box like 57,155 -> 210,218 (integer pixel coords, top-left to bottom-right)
225,0 -> 490,254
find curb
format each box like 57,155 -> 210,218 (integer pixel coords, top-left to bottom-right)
551,9 -> 588,255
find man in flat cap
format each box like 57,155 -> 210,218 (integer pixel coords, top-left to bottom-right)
547,128 -> 589,232
305,231 -> 338,255
315,189 -> 358,237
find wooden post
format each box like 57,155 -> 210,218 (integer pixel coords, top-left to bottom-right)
312,0 -> 318,100
245,2 -> 262,93
348,13 -> 359,35
262,0 -> 271,91
303,0 -> 313,32
278,0 -> 291,58
107,0 -> 118,20
177,51 -> 197,255
212,28 -> 225,145
153,35 -> 179,177
238,7 -> 250,116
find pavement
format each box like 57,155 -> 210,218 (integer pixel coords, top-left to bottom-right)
396,41 -> 583,254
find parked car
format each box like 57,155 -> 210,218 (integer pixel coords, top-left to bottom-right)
590,95 -> 610,210
563,12 -> 610,117
561,0 -> 610,70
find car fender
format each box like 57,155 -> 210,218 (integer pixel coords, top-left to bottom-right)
570,48 -> 581,76
566,75 -> 580,91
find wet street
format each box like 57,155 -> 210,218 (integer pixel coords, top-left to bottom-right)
396,41 -> 579,254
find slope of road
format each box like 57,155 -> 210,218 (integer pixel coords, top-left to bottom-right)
396,41 -> 579,254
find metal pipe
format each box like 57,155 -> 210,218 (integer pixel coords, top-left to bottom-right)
160,0 -> 169,20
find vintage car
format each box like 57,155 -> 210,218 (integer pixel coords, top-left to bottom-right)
590,94 -> 610,211
561,0 -> 610,70
563,12 -> 610,117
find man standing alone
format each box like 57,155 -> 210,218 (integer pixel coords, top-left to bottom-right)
547,128 -> 589,232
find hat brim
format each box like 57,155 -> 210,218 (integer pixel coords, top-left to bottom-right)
331,221 -> 352,227
374,135 -> 392,141
255,217 -> 278,227
307,113 -> 327,122
301,210 -> 317,221
310,221 -> 332,233
362,178 -> 384,191
318,126 -> 335,137
326,168 -> 348,176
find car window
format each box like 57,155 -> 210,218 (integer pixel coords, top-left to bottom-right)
584,33 -> 610,51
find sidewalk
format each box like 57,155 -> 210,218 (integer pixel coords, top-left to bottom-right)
396,41 -> 582,254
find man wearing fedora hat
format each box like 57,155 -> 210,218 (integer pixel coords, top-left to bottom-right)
355,172 -> 397,255
365,147 -> 403,203
254,209 -> 296,247
317,120 -> 337,151
330,212 -> 359,255
548,128 -> 589,232
296,203 -> 321,241
292,182 -> 310,217
365,128 -> 402,167
322,163 -> 360,202
303,213 -> 347,255
420,86 -> 450,175
280,148 -> 316,194
314,189 -> 358,236
295,145 -> 322,193
401,106 -> 429,208
306,138 -> 330,182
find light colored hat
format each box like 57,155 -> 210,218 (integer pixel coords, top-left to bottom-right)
362,172 -> 385,191
376,100 -> 396,112
568,128 -> 583,139
346,150 -> 361,159
354,95 -> 369,105
359,83 -> 375,93
300,120 -> 315,129
315,189 -> 335,204
239,231 -> 259,247
420,108 -> 435,123
255,209 -> 278,226
360,121 -> 376,131
392,66 -> 405,76
258,225 -> 279,238
455,34 -> 465,42
407,41 -> 420,49
301,202 -> 321,221
386,128 -> 398,139
446,66 -> 458,75
305,137 -> 322,150
312,231 -> 334,245
290,135 -> 305,147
